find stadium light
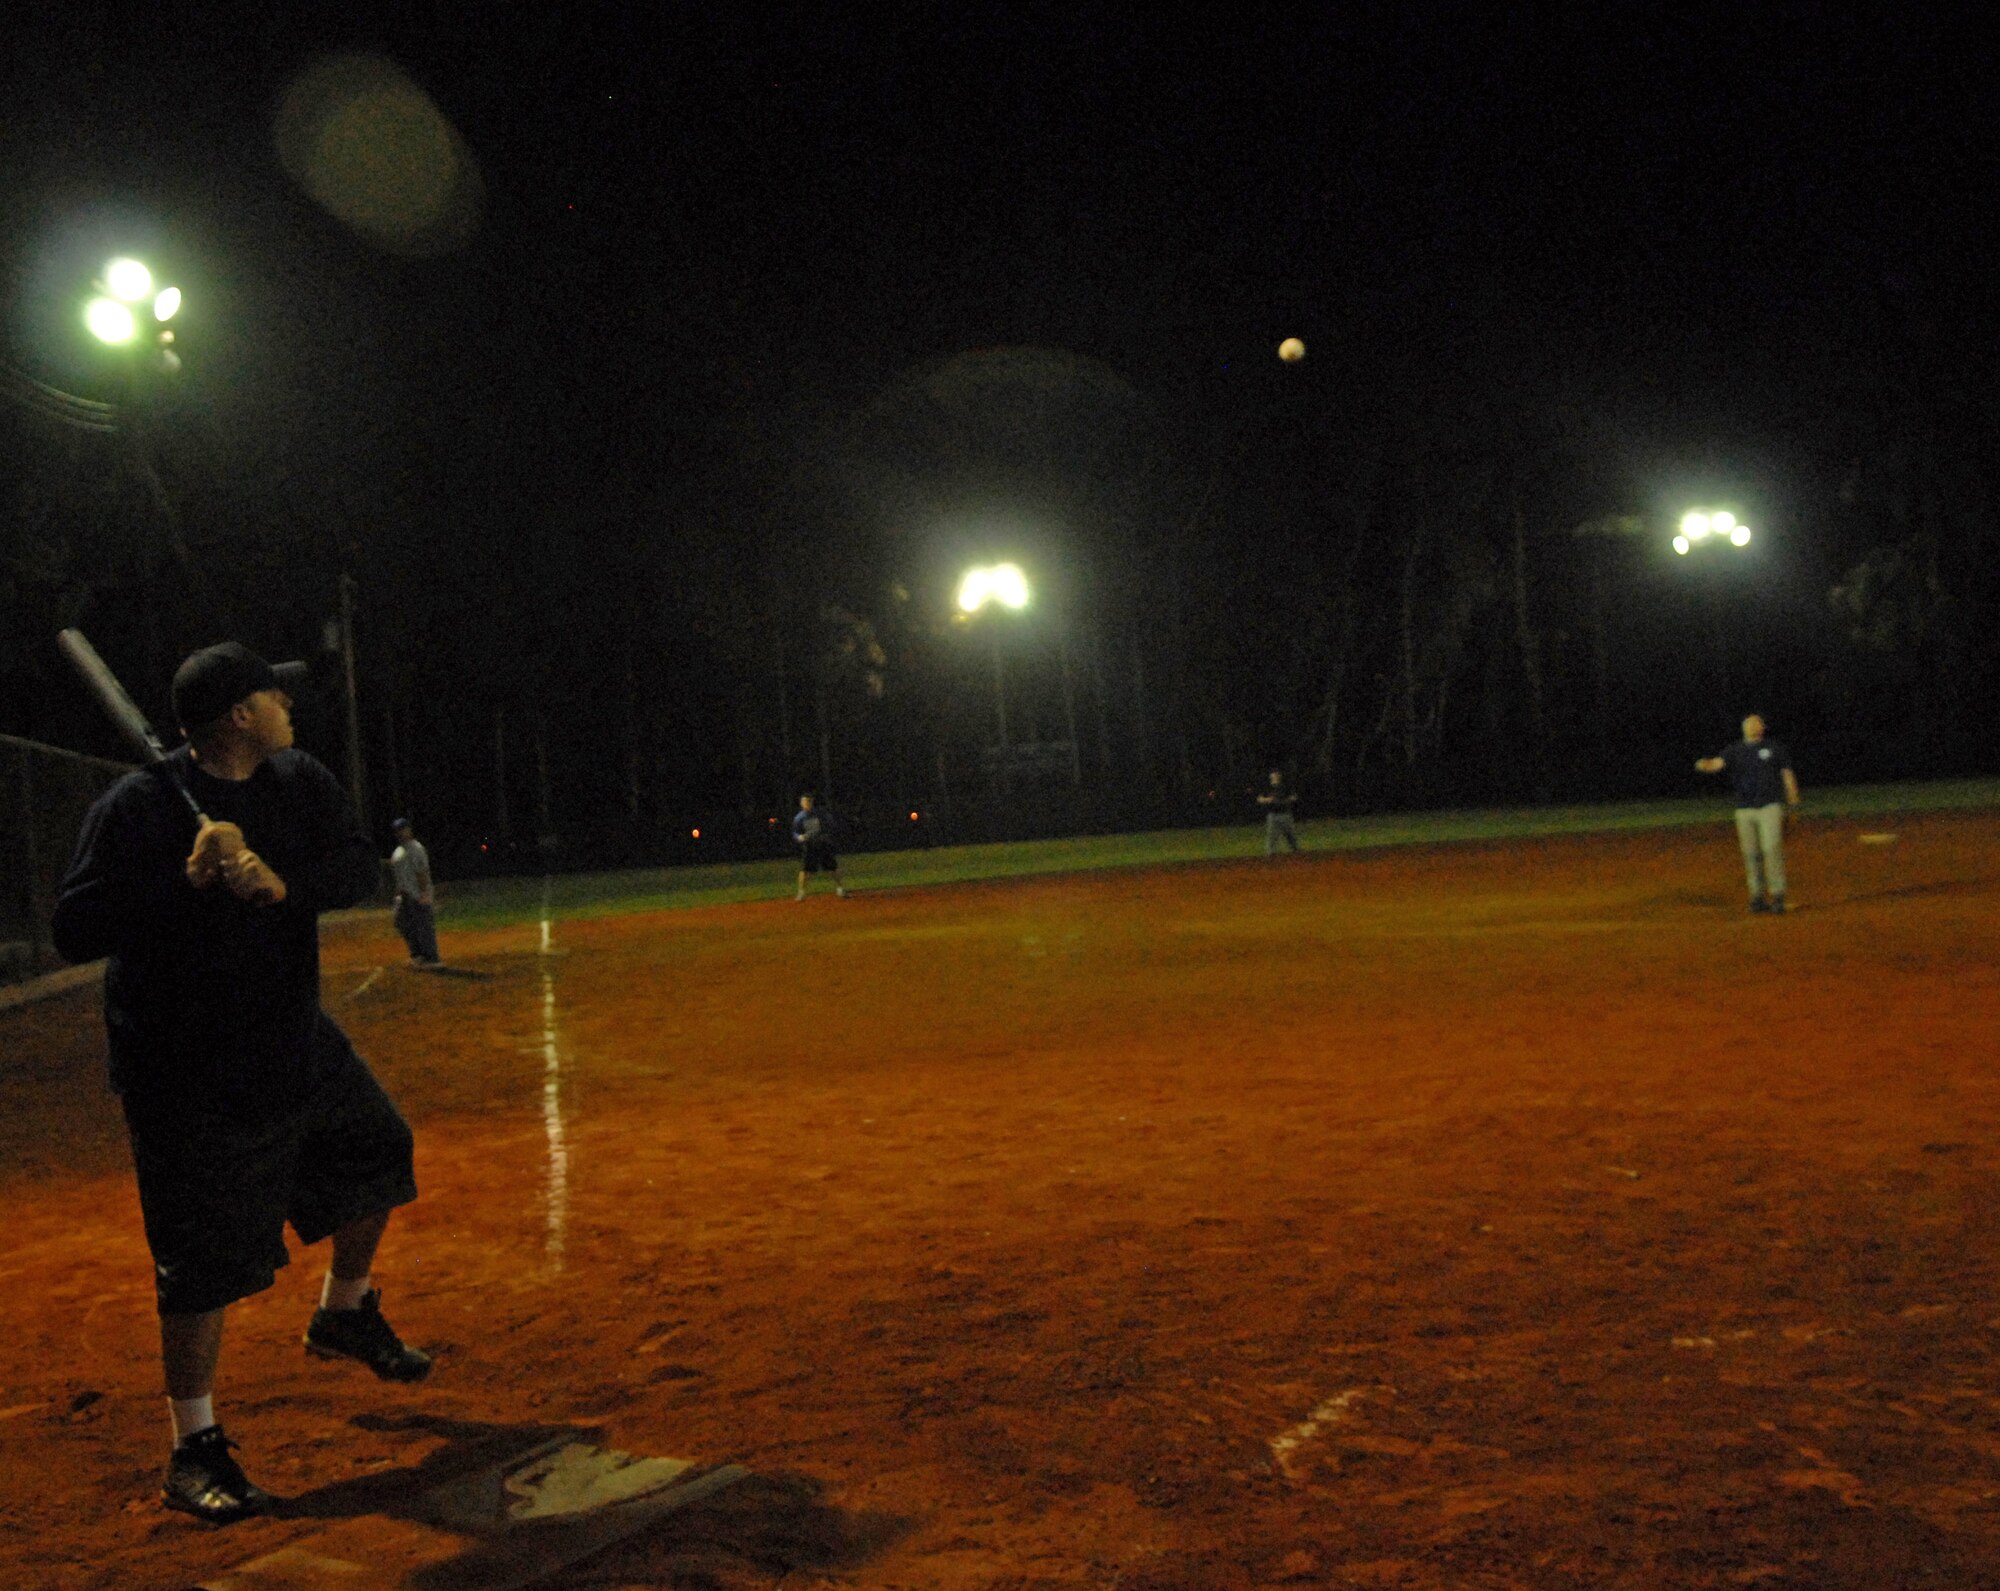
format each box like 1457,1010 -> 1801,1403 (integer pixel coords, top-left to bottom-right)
103,258 -> 153,303
957,562 -> 1030,613
86,257 -> 181,348
957,562 -> 1033,796
84,297 -> 139,345
1674,508 -> 1752,556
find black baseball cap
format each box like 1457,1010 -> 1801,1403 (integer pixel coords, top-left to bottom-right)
172,642 -> 309,732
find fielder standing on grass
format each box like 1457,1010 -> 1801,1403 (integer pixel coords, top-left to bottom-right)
53,642 -> 431,1526
792,791 -> 848,901
1257,767 -> 1302,856
1695,713 -> 1801,913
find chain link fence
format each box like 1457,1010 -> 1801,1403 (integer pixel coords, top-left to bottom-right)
1,733 -> 133,986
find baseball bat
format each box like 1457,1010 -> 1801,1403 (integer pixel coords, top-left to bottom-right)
57,628 -> 209,826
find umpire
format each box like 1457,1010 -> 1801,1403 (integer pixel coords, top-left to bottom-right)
53,642 -> 431,1525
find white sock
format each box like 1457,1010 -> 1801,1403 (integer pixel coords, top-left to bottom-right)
170,1395 -> 215,1444
322,1273 -> 372,1312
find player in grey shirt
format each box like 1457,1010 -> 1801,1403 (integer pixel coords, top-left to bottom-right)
1257,768 -> 1302,856
389,818 -> 440,964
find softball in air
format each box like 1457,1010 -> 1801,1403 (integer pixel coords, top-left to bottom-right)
1278,337 -> 1306,363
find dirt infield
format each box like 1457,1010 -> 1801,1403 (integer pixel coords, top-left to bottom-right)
3,811 -> 1998,1589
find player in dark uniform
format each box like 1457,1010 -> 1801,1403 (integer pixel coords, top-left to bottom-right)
1695,713 -> 1802,913
53,642 -> 431,1525
791,791 -> 848,901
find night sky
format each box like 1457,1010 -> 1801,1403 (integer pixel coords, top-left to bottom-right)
3,6 -> 1993,859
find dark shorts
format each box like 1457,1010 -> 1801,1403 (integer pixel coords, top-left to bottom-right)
800,839 -> 839,874
122,1018 -> 418,1316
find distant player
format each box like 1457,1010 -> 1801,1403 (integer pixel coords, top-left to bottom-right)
389,817 -> 441,966
1257,768 -> 1301,856
1695,714 -> 1801,913
53,641 -> 431,1525
791,792 -> 848,901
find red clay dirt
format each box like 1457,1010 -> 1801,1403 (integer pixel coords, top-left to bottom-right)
3,811 -> 1999,1589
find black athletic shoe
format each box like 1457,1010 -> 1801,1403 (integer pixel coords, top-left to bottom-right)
305,1288 -> 433,1382
1749,898 -> 1770,913
1769,895 -> 1787,915
163,1425 -> 273,1525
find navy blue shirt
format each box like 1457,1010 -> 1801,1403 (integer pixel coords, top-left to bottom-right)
53,747 -> 379,1112
1718,738 -> 1792,808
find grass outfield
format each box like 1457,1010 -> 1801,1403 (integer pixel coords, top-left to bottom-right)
438,776 -> 2000,929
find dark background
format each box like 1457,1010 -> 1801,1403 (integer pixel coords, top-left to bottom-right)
3,4 -> 1993,869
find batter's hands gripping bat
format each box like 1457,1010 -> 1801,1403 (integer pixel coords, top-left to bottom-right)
57,628 -> 208,826
57,628 -> 273,896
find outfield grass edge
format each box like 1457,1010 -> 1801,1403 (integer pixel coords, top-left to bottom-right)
3,778 -> 1991,1009
435,777 -> 2000,929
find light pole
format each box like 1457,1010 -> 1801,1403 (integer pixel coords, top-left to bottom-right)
957,563 -> 1030,796
1674,510 -> 1753,712
337,574 -> 368,822
83,257 -> 186,686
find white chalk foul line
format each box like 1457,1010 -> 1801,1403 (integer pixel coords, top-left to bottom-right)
538,885 -> 569,1272
1269,1388 -> 1368,1478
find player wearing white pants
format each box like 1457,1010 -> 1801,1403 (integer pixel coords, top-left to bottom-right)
1696,715 -> 1800,914
1732,802 -> 1788,906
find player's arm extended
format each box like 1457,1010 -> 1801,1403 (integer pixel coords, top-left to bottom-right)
1694,755 -> 1724,773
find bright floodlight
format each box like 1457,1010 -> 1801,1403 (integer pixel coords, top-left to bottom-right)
958,562 -> 1030,613
1677,508 -> 1753,553
103,258 -> 154,303
85,297 -> 138,345
153,286 -> 181,322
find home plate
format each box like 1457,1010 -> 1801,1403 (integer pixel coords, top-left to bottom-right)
201,1438 -> 746,1589
1857,833 -> 1899,845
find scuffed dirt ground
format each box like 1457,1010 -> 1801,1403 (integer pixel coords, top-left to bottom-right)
2,812 -> 1998,1589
